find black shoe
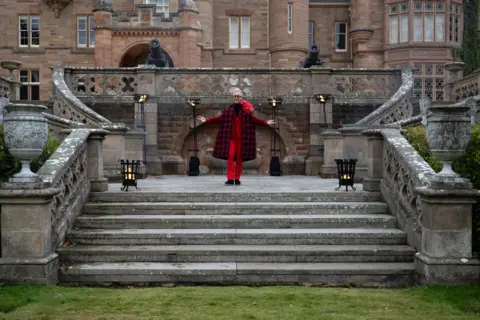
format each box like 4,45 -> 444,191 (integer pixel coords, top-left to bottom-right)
225,180 -> 234,185
234,180 -> 241,185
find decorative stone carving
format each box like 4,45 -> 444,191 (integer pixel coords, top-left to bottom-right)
69,73 -> 138,96
3,103 -> 48,183
93,0 -> 114,12
419,97 -> 431,126
43,0 -> 74,18
426,100 -> 473,175
179,0 -> 199,13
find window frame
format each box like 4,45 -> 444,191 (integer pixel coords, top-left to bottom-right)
412,63 -> 445,102
228,16 -> 251,49
144,0 -> 169,18
412,1 -> 448,43
287,3 -> 293,34
18,15 -> 40,48
449,2 -> 462,43
19,69 -> 40,101
388,2 -> 409,44
334,22 -> 348,52
77,15 -> 95,48
308,21 -> 314,47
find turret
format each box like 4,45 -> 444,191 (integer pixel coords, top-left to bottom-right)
269,0 -> 309,68
195,0 -> 214,66
93,0 -> 114,67
178,0 -> 202,67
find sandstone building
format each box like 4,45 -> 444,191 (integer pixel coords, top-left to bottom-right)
0,0 -> 467,103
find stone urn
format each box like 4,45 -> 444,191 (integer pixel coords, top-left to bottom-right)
3,103 -> 48,183
0,60 -> 22,80
426,101 -> 472,175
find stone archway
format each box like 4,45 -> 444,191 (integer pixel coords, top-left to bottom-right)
118,42 -> 174,67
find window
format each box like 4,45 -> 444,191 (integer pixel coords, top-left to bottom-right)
287,3 -> 293,33
19,70 -> 40,101
413,2 -> 446,42
229,16 -> 250,49
308,21 -> 314,47
335,22 -> 347,51
449,3 -> 461,43
144,0 -> 169,18
413,64 -> 444,102
19,16 -> 39,47
77,16 -> 95,48
389,3 -> 409,44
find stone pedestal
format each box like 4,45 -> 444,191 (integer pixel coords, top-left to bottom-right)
338,126 -> 368,182
87,129 -> 109,192
102,124 -> 128,180
320,130 -> 343,178
362,129 -> 383,191
415,185 -> 480,284
0,185 -> 60,284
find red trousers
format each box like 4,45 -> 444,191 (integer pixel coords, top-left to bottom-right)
227,139 -> 242,180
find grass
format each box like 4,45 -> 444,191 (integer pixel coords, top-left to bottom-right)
0,285 -> 479,320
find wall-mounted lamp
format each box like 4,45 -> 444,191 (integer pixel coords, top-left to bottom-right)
314,94 -> 332,125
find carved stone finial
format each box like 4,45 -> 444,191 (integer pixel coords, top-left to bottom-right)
419,97 -> 431,126
179,0 -> 199,13
93,0 -> 114,13
43,0 -> 74,18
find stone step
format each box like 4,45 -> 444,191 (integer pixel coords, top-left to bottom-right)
67,228 -> 407,245
74,214 -> 397,229
57,244 -> 415,263
88,191 -> 382,203
82,202 -> 389,215
59,261 -> 415,287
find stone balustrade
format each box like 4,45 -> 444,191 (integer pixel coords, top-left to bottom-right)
451,69 -> 480,101
0,128 -> 108,284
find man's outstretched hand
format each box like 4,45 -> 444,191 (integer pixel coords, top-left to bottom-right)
197,116 -> 206,123
267,120 -> 276,127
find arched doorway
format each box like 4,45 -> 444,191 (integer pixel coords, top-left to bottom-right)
119,42 -> 174,67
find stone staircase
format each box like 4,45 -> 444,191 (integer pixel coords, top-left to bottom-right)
58,182 -> 415,287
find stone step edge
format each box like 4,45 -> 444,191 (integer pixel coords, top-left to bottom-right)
59,262 -> 415,275
57,244 -> 416,255
75,214 -> 396,220
83,202 -> 388,207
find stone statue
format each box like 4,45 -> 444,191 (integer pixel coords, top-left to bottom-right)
146,39 -> 170,68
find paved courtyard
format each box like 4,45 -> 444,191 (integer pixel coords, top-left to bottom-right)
106,175 -> 364,193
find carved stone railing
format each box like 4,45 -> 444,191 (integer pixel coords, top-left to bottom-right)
36,128 -> 108,251
452,70 -> 480,101
377,129 -> 435,250
52,66 -> 111,126
64,66 -> 402,103
355,68 -> 414,125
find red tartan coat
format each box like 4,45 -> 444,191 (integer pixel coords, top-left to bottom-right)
206,100 -> 268,161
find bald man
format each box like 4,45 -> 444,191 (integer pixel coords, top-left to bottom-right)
198,90 -> 276,185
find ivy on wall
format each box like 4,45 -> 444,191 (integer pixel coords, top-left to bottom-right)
459,0 -> 480,76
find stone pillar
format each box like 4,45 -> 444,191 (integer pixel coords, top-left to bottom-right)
350,0 -> 375,68
93,1 -> 114,67
0,185 -> 60,284
337,126 -> 368,181
362,129 -> 384,191
137,68 -> 162,175
415,185 -> 480,284
320,130 -> 343,178
102,125 -> 128,180
196,0 -> 214,67
87,129 -> 109,192
125,130 -> 147,178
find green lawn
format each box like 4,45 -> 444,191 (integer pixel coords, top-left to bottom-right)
0,285 -> 479,320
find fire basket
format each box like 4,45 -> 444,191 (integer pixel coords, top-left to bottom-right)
120,159 -> 141,191
334,159 -> 358,191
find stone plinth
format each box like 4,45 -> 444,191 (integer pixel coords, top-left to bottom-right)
362,129 -> 383,191
102,124 -> 128,180
87,129 -> 109,192
337,126 -> 368,182
126,130 -> 147,178
320,130 -> 343,178
0,185 -> 60,284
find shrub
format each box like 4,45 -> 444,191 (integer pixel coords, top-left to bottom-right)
0,124 -> 60,182
404,124 -> 480,253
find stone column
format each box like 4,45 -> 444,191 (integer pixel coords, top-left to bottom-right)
178,2 -> 202,67
362,129 -> 384,191
87,129 -> 109,192
0,185 -> 61,284
125,130 -> 147,178
102,124 -> 128,180
93,0 -> 114,67
320,130 -> 343,178
443,62 -> 465,102
337,126 -> 368,181
305,99 -> 326,176
137,68 -> 162,175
